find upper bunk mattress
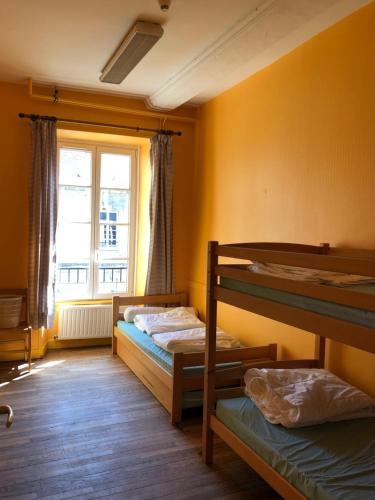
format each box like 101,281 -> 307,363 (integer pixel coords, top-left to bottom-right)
220,277 -> 375,328
216,397 -> 375,500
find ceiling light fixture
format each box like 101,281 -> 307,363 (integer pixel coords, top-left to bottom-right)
100,21 -> 164,84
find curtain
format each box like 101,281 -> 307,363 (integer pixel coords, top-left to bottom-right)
145,133 -> 175,295
28,118 -> 58,329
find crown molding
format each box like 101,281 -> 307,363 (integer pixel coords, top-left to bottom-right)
148,0 -> 372,110
148,0 -> 276,110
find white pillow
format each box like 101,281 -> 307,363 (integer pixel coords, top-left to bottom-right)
123,306 -> 169,323
244,368 -> 375,428
133,307 -> 202,335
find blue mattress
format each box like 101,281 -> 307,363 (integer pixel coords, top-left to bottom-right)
220,277 -> 375,328
116,320 -> 213,409
217,397 -> 375,500
117,320 -> 175,373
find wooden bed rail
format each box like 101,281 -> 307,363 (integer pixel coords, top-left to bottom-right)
175,343 -> 277,368
222,242 -> 330,253
214,358 -> 320,386
222,241 -> 375,260
178,344 -> 277,392
215,285 -> 375,355
216,243 -> 375,276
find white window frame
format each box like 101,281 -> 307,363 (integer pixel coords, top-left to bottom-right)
56,139 -> 139,300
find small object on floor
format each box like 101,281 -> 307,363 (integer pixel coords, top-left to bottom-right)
0,405 -> 13,428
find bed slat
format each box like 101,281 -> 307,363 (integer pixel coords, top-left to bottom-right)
214,359 -> 320,384
180,344 -> 277,367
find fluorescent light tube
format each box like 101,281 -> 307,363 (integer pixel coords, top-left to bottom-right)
100,21 -> 164,84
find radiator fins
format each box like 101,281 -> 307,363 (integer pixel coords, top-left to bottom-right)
58,305 -> 112,339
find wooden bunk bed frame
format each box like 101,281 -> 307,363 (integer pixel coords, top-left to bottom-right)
202,240 -> 375,499
112,293 -> 277,424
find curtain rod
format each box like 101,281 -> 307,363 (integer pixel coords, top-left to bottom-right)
18,113 -> 182,136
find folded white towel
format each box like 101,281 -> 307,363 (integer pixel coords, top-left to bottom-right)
244,368 -> 375,428
134,307 -> 203,335
152,327 -> 241,353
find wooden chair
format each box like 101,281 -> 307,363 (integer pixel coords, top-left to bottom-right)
0,288 -> 32,371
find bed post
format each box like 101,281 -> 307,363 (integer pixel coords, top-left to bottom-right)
202,240 -> 218,464
112,296 -> 119,355
171,352 -> 184,425
315,335 -> 326,368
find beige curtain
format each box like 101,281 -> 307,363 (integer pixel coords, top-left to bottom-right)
28,118 -> 58,329
145,134 -> 175,295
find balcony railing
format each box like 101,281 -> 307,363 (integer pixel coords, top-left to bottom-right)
57,264 -> 127,285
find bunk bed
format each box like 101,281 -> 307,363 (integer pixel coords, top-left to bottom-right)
202,241 -> 375,500
112,293 -> 277,424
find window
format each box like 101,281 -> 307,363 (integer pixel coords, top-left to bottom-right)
56,141 -> 138,300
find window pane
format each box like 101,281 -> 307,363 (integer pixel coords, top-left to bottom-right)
56,222 -> 91,299
56,223 -> 91,261
99,190 -> 129,224
56,262 -> 90,299
100,153 -> 130,189
59,186 -> 91,223
59,148 -> 91,186
98,225 -> 128,259
98,260 -> 128,294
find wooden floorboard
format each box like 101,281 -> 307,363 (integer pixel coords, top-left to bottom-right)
0,347 -> 280,499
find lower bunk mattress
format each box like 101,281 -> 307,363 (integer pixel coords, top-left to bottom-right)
117,320 -> 210,409
216,397 -> 375,500
220,277 -> 375,328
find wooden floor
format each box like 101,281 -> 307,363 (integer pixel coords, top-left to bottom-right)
0,347 -> 280,500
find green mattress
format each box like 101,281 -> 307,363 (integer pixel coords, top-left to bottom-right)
117,320 -> 225,409
117,320 -> 176,374
217,397 -> 375,500
220,277 -> 375,329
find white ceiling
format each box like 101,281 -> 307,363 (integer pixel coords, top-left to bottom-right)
0,0 -> 371,110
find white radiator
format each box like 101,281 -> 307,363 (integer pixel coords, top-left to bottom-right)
58,305 -> 112,339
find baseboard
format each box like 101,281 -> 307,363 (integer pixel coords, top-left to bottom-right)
47,338 -> 112,349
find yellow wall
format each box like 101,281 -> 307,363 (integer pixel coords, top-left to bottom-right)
190,3 -> 375,396
0,82 -> 196,357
